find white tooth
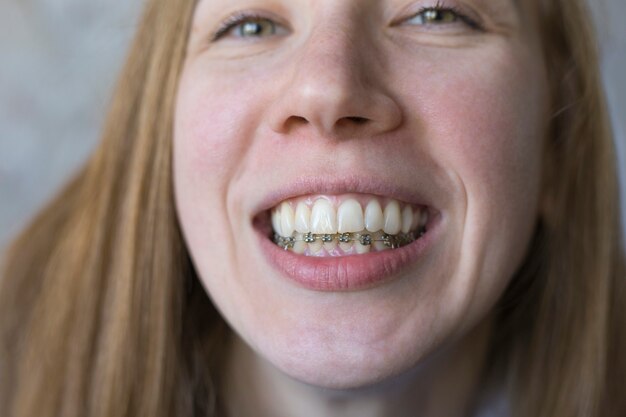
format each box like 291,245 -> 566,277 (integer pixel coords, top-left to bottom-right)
272,209 -> 283,236
373,241 -> 388,252
355,241 -> 371,254
310,199 -> 337,234
337,199 -> 364,233
280,202 -> 295,237
364,200 -> 384,232
411,208 -> 420,231
309,240 -> 323,254
295,202 -> 311,233
383,200 -> 402,234
401,205 -> 414,234
339,242 -> 354,253
324,240 -> 338,253
419,209 -> 429,228
293,241 -> 306,254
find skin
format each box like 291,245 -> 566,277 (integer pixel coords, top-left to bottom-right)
174,0 -> 549,415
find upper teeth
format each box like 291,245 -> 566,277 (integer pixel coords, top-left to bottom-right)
271,196 -> 428,238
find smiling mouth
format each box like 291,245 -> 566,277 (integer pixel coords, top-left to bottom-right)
268,193 -> 429,256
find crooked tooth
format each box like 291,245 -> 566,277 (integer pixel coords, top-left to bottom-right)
337,199 -> 364,233
280,202 -> 295,237
293,241 -> 307,255
383,200 -> 402,234
364,200 -> 384,232
294,202 -> 311,233
401,205 -> 414,234
272,209 -> 283,237
311,199 -> 337,234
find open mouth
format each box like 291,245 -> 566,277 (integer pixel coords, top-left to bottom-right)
252,184 -> 441,291
265,194 -> 431,256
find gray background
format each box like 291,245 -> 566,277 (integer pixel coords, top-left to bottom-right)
1,0 -> 625,249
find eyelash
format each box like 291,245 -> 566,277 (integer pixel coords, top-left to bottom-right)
210,2 -> 481,42
211,12 -> 275,42
409,2 -> 482,31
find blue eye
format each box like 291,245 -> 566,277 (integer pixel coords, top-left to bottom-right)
212,14 -> 281,41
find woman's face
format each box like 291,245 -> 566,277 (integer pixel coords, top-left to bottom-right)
174,0 -> 548,388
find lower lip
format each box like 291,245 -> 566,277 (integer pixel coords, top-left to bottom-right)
256,218 -> 440,292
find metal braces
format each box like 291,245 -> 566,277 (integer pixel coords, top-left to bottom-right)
273,228 -> 426,251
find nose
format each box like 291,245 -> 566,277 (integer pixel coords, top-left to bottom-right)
267,24 -> 403,139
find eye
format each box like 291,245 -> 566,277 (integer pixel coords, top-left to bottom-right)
212,13 -> 283,42
403,4 -> 481,30
411,8 -> 457,24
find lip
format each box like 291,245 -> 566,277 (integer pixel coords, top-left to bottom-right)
250,174 -> 443,291
255,211 -> 441,292
251,174 -> 438,216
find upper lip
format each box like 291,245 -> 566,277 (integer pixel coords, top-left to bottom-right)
252,173 -> 440,217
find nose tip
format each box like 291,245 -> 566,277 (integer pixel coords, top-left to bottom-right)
267,30 -> 403,138
276,83 -> 401,137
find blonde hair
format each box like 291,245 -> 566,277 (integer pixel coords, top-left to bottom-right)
1,0 -> 623,416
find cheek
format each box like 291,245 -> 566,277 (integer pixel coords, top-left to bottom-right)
173,64 -> 284,333
399,45 -> 546,201
174,65 -> 275,229
446,68 -> 544,206
451,49 -> 546,301
175,72 -> 250,181
173,69 -> 251,284
443,50 -> 546,237
396,43 -> 547,313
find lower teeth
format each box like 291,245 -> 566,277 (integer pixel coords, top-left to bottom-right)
273,228 -> 426,253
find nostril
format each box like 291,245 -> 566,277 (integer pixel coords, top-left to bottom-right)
286,115 -> 308,125
278,115 -> 371,135
346,116 -> 368,124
